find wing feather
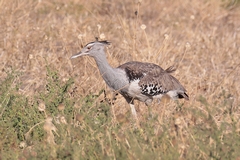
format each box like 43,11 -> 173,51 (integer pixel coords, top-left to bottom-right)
118,61 -> 187,97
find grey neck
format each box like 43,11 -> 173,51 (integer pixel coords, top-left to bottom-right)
92,53 -> 127,91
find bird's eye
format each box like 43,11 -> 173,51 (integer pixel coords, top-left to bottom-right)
87,46 -> 92,50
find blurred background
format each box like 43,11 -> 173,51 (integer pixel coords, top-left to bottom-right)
0,0 -> 240,159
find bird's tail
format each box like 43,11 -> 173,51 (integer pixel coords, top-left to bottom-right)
178,92 -> 189,100
165,66 -> 176,73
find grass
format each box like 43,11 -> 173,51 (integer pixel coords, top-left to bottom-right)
0,0 -> 240,159
0,69 -> 239,159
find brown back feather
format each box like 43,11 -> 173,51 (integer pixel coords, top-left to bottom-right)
118,61 -> 186,92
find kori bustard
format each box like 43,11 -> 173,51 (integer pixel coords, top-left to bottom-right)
71,40 -> 189,118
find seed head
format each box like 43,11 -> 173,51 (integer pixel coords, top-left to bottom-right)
38,102 -> 46,112
57,103 -> 65,111
185,42 -> 191,49
76,113 -> 84,122
97,24 -> 101,30
60,116 -> 67,124
164,34 -> 169,40
140,24 -> 146,30
100,33 -> 106,40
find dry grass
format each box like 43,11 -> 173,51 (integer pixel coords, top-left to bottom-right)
0,0 -> 240,159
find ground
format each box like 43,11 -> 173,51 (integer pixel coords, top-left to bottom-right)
0,0 -> 240,159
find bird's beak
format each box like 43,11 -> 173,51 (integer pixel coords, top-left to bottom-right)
71,51 -> 85,59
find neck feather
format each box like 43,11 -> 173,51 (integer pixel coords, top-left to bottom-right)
93,54 -> 113,76
92,54 -> 127,90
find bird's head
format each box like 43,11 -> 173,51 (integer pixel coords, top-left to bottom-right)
71,40 -> 110,59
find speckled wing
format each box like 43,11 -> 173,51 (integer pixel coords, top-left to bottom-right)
118,61 -> 188,99
139,66 -> 187,95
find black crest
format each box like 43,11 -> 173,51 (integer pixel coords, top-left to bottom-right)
85,40 -> 111,47
99,40 -> 111,45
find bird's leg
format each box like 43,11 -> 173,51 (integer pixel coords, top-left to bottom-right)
129,102 -> 142,130
129,103 -> 137,119
109,91 -> 119,123
145,99 -> 154,119
123,95 -> 139,121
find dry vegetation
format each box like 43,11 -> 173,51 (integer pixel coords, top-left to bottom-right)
0,0 -> 240,159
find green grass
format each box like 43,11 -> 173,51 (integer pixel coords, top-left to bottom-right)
0,68 -> 239,159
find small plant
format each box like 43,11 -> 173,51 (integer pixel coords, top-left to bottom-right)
0,67 -> 75,159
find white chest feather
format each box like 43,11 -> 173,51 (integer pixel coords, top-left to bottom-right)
128,79 -> 141,96
127,80 -> 150,102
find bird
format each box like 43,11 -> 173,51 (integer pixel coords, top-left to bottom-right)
71,40 -> 189,119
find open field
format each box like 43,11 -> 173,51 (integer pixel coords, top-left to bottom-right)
0,0 -> 240,159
